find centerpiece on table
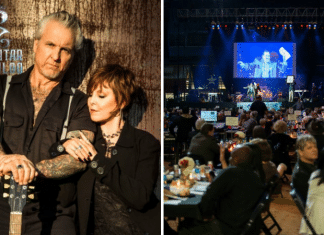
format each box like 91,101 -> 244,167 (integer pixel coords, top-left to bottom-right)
169,157 -> 196,196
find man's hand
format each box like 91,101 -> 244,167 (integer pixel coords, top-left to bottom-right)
238,61 -> 245,68
0,154 -> 38,185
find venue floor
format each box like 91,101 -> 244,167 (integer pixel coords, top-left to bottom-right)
164,166 -> 302,235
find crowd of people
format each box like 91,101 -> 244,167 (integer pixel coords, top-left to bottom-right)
165,95 -> 324,234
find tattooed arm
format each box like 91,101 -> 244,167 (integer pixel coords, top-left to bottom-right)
35,130 -> 95,179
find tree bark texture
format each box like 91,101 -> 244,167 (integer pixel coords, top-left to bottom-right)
1,0 -> 161,139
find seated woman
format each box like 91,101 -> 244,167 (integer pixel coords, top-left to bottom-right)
268,120 -> 294,174
299,150 -> 324,235
63,64 -> 160,235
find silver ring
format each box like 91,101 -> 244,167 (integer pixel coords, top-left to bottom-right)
74,145 -> 82,151
17,164 -> 23,169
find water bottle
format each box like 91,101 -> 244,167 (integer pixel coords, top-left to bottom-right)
195,160 -> 200,174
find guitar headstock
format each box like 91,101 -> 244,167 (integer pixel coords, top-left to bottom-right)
1,175 -> 35,212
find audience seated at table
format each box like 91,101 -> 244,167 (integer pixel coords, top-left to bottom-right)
292,135 -> 318,204
179,144 -> 265,235
187,123 -> 221,167
188,118 -> 206,144
299,149 -> 324,235
238,112 -> 248,126
252,125 -> 267,139
242,111 -> 258,138
268,120 -> 295,174
250,138 -> 287,183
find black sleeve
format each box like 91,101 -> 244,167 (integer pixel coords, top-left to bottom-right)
292,172 -> 309,202
89,133 -> 160,211
199,169 -> 234,217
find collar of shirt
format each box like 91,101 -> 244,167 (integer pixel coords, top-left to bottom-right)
11,65 -> 75,95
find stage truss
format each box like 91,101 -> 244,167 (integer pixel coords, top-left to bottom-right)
177,8 -> 324,24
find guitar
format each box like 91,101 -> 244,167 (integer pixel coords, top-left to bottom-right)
1,175 -> 35,235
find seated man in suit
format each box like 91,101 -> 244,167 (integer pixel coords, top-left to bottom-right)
292,135 -> 318,203
179,144 -> 265,235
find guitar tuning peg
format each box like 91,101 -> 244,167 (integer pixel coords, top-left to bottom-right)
4,175 -> 10,180
28,194 -> 34,200
3,184 -> 9,188
3,193 -> 9,198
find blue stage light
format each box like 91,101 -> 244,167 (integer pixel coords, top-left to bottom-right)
314,25 -> 317,29
212,25 -> 215,29
217,25 -> 220,29
236,25 -> 238,29
272,26 -> 275,29
241,24 -> 244,29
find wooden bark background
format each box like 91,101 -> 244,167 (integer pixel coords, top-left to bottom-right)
1,0 -> 161,140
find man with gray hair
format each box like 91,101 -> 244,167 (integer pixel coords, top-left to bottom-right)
0,11 -> 96,234
292,135 -> 318,203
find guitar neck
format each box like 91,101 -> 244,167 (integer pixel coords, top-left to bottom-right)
9,212 -> 22,235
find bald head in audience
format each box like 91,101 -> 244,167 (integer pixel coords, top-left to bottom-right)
229,145 -> 251,166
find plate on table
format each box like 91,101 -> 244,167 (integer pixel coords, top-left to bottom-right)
176,193 -> 195,198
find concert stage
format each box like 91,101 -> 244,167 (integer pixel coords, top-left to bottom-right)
166,99 -> 324,111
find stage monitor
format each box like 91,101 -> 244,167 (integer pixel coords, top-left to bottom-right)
201,111 -> 217,122
286,75 -> 295,84
234,42 -> 296,78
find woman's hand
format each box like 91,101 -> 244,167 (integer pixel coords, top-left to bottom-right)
63,132 -> 97,162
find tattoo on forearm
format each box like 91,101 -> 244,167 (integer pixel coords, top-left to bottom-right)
66,130 -> 95,143
36,154 -> 86,179
35,130 -> 94,179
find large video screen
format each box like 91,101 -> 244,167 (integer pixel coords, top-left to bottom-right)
234,42 -> 296,78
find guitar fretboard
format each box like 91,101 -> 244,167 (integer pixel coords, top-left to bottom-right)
9,212 -> 22,235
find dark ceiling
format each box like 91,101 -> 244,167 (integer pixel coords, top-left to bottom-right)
164,0 -> 324,9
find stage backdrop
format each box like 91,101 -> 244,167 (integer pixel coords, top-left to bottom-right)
1,0 -> 161,140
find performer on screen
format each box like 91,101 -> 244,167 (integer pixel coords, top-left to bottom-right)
238,48 -> 290,78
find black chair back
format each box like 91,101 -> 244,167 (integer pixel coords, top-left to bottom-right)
290,188 -> 317,235
240,191 -> 270,235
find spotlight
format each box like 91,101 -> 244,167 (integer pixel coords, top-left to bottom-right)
236,25 -> 238,29
211,25 -> 215,30
217,25 -> 220,29
241,24 -> 244,29
314,24 -> 317,29
301,24 -> 304,28
290,24 -> 292,29
225,25 -> 227,28
272,26 -> 275,29
308,24 -> 311,28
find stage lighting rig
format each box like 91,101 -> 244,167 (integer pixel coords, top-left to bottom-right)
211,20 -> 216,29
